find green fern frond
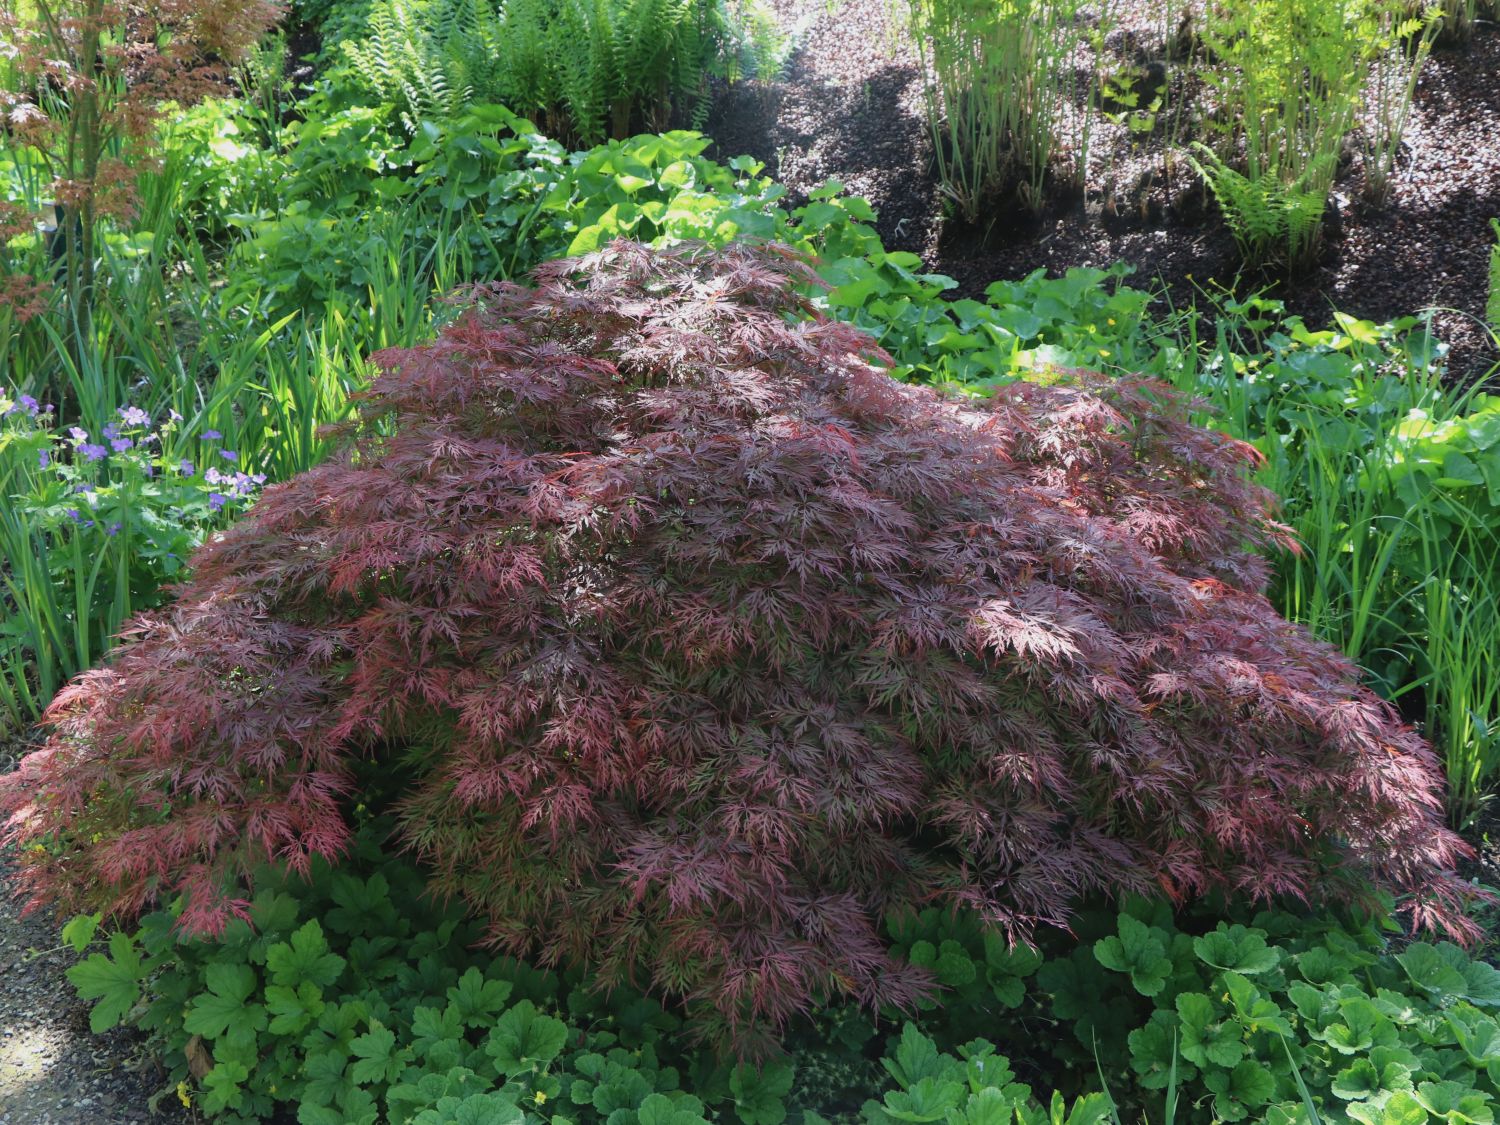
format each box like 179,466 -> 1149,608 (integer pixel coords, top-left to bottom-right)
1189,142 -> 1328,272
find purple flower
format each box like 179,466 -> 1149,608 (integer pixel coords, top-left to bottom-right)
179,459 -> 194,476
102,424 -> 119,439
80,443 -> 108,462
205,467 -> 224,485
68,426 -> 88,442
202,429 -> 222,440
38,449 -> 49,469
219,449 -> 237,462
105,521 -> 122,537
218,470 -> 268,497
117,405 -> 150,427
110,437 -> 133,453
65,508 -> 81,522
169,409 -> 183,423
208,492 -> 227,511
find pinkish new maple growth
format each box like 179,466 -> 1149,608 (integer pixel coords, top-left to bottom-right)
0,0 -> 282,304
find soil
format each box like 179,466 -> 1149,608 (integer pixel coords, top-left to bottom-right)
705,0 -> 1500,385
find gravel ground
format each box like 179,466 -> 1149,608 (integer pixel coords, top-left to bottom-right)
706,1 -> 1500,384
0,742 -> 188,1125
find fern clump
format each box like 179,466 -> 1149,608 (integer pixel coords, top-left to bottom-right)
1190,145 -> 1331,271
338,0 -> 788,142
0,241 -> 1478,1054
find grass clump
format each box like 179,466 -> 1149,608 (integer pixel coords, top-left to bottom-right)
908,0 -> 1096,223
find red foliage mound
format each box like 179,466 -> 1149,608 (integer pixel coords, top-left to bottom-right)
0,241 -> 1476,1050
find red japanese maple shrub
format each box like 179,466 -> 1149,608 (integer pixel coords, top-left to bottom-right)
0,240 -> 1477,1051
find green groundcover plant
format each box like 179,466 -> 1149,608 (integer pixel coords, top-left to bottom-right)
57,809 -> 1500,1124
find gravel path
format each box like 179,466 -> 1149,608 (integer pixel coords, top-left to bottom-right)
0,745 -> 185,1124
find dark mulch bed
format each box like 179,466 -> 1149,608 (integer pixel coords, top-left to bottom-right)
706,1 -> 1500,385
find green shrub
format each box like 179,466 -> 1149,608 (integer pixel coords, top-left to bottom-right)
64,818 -> 1500,1125
339,0 -> 477,127
153,100 -> 284,241
62,814 -> 705,1125
888,895 -> 1500,1125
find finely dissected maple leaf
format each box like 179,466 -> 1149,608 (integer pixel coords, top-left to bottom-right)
0,240 -> 1478,1055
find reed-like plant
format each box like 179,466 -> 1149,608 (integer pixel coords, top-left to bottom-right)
1168,302 -> 1500,824
909,0 -> 1095,223
1361,5 -> 1437,205
1411,520 -> 1500,826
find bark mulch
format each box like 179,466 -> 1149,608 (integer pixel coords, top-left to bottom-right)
706,0 -> 1500,385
